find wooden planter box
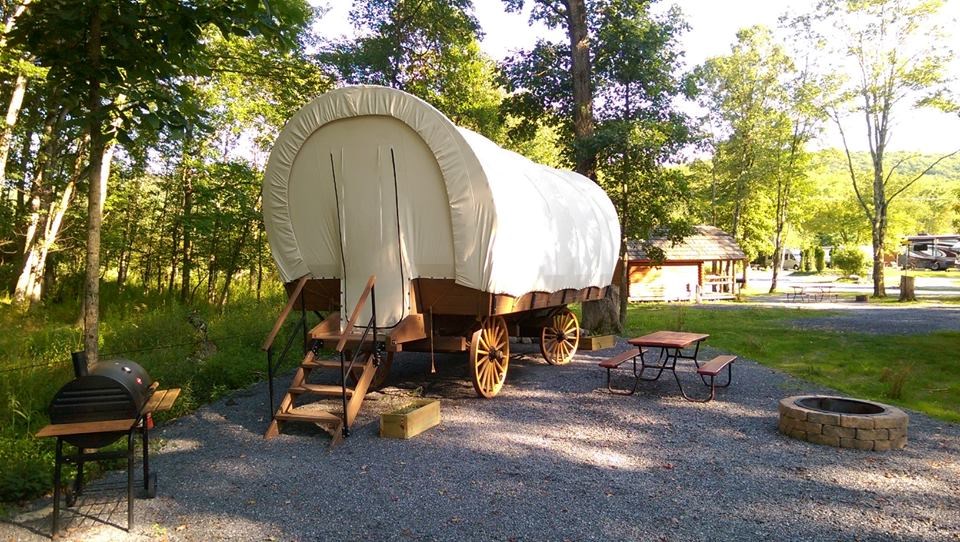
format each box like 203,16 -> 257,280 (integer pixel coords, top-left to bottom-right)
380,399 -> 440,439
579,334 -> 617,351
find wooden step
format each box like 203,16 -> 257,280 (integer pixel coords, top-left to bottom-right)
274,409 -> 342,424
288,383 -> 354,397
302,358 -> 348,370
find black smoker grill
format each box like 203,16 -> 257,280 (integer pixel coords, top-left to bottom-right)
38,352 -> 176,536
50,357 -> 154,447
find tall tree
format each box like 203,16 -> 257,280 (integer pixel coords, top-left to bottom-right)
0,0 -> 35,187
697,27 -> 789,258
322,0 -> 502,137
10,0 -> 312,362
592,0 -> 694,322
503,0 -> 595,178
816,0 -> 959,296
504,0 -> 693,332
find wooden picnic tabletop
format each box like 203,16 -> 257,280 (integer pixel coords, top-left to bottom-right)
628,331 -> 709,349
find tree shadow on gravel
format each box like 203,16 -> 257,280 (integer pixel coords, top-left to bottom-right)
4,345 -> 959,541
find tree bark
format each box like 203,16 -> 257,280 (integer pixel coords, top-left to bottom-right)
256,220 -> 263,302
0,72 -> 27,187
83,3 -> 104,364
12,107 -> 62,303
898,275 -> 915,302
180,155 -> 193,301
0,0 -> 32,187
871,148 -> 887,297
562,0 -> 617,333
216,220 -> 251,309
564,0 -> 595,180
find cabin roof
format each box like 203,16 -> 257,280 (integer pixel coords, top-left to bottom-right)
627,225 -> 746,262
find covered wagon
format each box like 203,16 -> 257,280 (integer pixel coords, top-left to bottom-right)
261,86 -> 619,438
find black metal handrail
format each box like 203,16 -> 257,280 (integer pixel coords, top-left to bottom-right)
263,276 -> 310,418
336,275 -> 378,438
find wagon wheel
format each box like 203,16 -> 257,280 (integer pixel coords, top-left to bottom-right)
469,316 -> 510,398
540,308 -> 580,365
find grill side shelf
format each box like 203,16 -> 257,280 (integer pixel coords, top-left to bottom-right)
35,419 -> 137,438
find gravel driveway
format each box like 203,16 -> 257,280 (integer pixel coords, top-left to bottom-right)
3,341 -> 958,542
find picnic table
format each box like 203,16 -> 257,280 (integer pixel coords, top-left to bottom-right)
789,284 -> 808,302
789,283 -> 838,303
598,331 -> 735,402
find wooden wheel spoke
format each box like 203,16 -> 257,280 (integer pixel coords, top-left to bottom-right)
470,317 -> 509,398
540,309 -> 579,366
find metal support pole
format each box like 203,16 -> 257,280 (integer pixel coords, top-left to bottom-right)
371,284 -> 378,365
142,421 -> 150,492
52,438 -> 63,536
267,348 -> 275,418
340,349 -> 349,438
74,448 -> 85,497
126,431 -> 135,531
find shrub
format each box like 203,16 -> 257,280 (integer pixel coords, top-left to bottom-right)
832,246 -> 868,277
802,248 -> 813,272
814,246 -> 826,273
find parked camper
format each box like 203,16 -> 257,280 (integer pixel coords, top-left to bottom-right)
783,249 -> 802,270
900,234 -> 960,271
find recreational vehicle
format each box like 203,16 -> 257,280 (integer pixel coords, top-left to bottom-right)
900,234 -> 960,271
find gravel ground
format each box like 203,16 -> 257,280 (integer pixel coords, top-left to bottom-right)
3,339 -> 958,542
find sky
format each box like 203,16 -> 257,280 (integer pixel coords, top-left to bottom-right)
317,0 -> 960,154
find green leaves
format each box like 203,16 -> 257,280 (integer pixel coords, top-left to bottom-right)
321,0 -> 503,139
8,0 -> 314,143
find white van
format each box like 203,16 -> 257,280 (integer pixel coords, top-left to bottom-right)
783,249 -> 802,270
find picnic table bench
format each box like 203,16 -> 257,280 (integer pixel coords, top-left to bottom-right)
598,348 -> 648,395
598,332 -> 736,403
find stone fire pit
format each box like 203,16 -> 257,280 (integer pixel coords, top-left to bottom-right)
778,395 -> 908,451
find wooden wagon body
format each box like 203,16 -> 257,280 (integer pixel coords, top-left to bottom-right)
262,85 -> 620,400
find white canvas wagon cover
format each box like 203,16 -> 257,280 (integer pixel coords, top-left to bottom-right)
263,86 -> 619,326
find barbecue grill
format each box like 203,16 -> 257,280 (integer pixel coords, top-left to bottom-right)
49,358 -> 154,447
36,352 -> 180,536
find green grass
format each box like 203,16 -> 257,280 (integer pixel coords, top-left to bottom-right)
625,303 -> 960,423
0,280 -> 310,505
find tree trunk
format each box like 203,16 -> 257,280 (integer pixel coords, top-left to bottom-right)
770,238 -> 783,293
564,0 -> 595,180
180,160 -> 193,301
0,72 -> 27,187
12,108 -> 62,303
898,275 -> 915,302
0,0 -> 32,186
15,130 -> 31,219
871,163 -> 887,297
872,219 -> 885,297
217,222 -> 251,309
16,175 -> 77,303
563,0 -> 616,332
256,221 -> 263,302
83,4 -> 104,365
583,237 -> 625,334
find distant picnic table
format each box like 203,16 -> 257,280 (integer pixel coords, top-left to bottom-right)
789,283 -> 838,303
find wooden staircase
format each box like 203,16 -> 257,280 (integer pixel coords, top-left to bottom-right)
263,275 -> 381,443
